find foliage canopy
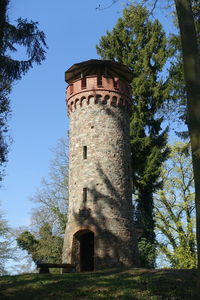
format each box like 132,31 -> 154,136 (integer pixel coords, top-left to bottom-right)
0,0 -> 47,181
97,4 -> 171,268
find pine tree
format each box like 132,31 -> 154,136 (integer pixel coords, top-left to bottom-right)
0,0 -> 47,181
97,4 -> 171,268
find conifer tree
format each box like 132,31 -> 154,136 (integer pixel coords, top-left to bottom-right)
0,0 -> 47,181
96,4 -> 171,267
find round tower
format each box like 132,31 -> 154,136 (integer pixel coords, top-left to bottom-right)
62,59 -> 139,271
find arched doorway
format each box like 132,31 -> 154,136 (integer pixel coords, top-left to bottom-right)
80,231 -> 94,271
72,230 -> 94,271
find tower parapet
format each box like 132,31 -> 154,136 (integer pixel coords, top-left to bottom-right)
62,59 -> 139,271
66,75 -> 132,114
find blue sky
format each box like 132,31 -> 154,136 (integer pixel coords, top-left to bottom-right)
1,0 -> 174,228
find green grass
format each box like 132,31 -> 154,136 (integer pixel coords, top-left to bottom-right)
0,268 -> 197,300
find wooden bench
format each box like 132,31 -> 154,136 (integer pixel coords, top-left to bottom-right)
37,263 -> 76,274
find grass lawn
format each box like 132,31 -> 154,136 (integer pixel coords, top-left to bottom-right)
0,268 -> 197,300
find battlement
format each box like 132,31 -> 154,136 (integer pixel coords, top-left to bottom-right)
66,75 -> 132,115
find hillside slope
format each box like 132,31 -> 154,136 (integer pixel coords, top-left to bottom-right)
0,268 -> 197,300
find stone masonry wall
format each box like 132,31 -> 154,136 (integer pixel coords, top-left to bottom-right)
62,75 -> 139,270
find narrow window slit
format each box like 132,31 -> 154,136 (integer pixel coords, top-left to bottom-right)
69,84 -> 74,94
83,146 -> 87,159
83,188 -> 87,203
97,75 -> 102,87
113,78 -> 119,89
81,77 -> 87,89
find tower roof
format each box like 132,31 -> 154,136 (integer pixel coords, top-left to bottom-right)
65,59 -> 133,84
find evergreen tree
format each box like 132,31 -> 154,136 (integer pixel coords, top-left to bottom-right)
97,4 -> 171,268
0,0 -> 47,181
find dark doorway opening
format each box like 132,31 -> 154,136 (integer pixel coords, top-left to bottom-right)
80,231 -> 94,271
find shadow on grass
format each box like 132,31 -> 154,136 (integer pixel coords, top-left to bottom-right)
0,268 -> 197,300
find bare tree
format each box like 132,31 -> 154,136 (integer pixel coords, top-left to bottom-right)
155,142 -> 196,268
30,138 -> 69,236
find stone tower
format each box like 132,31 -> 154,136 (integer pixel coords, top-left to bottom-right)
62,59 -> 139,271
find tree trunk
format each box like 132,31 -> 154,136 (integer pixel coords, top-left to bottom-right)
174,0 -> 200,294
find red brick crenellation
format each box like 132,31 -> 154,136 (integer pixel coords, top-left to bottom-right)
66,75 -> 132,115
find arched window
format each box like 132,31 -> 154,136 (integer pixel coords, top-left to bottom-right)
111,96 -> 117,106
96,95 -> 102,104
75,98 -> 79,108
88,95 -> 94,104
81,97 -> 86,106
104,95 -> 110,104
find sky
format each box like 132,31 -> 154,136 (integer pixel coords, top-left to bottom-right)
0,1 -> 175,230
